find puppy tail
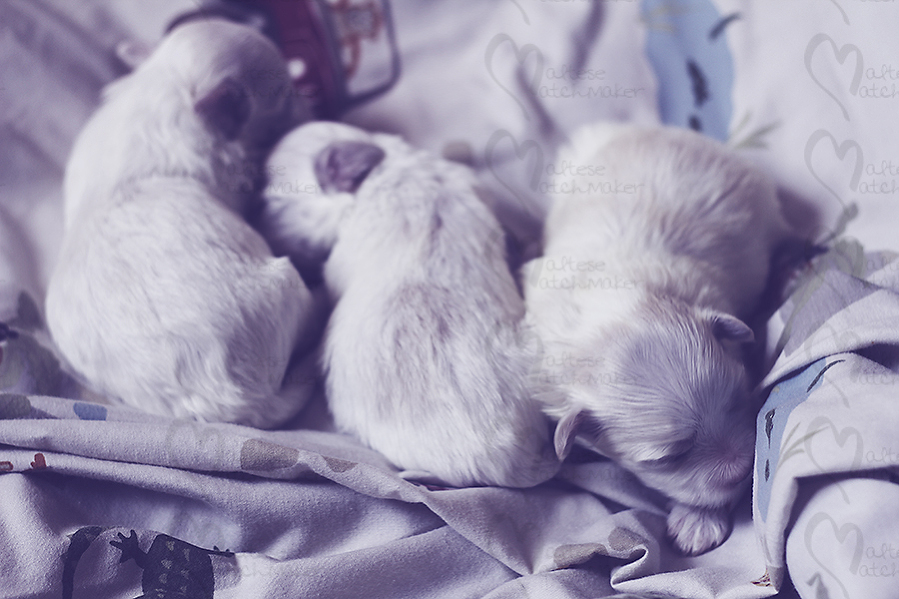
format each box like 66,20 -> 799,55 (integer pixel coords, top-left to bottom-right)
269,348 -> 320,427
257,261 -> 328,428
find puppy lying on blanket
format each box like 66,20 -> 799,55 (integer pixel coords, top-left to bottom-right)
46,19 -> 317,428
525,123 -> 799,554
256,121 -> 560,488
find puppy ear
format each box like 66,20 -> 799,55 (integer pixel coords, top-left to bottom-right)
553,410 -> 586,460
314,141 -> 386,194
195,77 -> 251,141
115,40 -> 153,70
710,313 -> 754,344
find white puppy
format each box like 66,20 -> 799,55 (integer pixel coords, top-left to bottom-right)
256,121 -> 560,488
46,19 -> 317,428
525,123 -> 798,554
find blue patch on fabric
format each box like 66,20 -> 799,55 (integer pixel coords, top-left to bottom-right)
73,402 -> 107,421
643,0 -> 737,141
755,358 -> 838,521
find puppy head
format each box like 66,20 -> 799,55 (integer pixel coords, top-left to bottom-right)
265,121 -> 386,203
549,298 -> 757,508
259,121 -> 490,288
142,19 -> 304,152
63,18 -> 307,227
256,122 -> 387,281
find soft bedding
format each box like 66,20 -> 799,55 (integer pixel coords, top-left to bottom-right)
2,1 -> 899,597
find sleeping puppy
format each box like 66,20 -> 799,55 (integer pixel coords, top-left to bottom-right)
256,121 -> 560,488
525,123 -> 798,554
45,18 -> 317,428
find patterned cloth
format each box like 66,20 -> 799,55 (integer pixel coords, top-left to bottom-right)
3,0 -> 899,598
756,242 -> 899,599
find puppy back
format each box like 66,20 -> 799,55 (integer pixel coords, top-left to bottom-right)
323,152 -> 557,487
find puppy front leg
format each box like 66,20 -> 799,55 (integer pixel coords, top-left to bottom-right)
666,502 -> 731,556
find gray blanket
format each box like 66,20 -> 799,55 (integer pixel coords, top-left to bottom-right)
9,237 -> 899,598
0,378 -> 762,598
5,1 -> 899,597
754,239 -> 899,599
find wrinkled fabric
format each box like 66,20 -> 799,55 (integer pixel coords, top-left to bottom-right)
756,243 -> 899,599
4,0 -> 899,598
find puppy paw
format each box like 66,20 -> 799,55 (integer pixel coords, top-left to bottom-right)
666,503 -> 731,555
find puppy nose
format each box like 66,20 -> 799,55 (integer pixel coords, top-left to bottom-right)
314,140 -> 386,193
719,458 -> 752,485
716,437 -> 754,485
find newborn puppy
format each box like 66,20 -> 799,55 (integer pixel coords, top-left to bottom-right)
525,123 -> 798,554
257,121 -> 560,487
46,19 -> 316,428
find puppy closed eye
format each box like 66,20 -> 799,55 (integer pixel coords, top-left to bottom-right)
643,451 -> 688,467
636,437 -> 695,466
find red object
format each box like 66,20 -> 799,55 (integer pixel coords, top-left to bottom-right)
251,0 -> 343,118
171,0 -> 400,119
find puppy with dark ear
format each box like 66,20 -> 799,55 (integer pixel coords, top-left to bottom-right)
46,19 -> 317,427
195,77 -> 251,142
525,123 -> 800,555
256,121 -> 561,488
253,127 -> 386,286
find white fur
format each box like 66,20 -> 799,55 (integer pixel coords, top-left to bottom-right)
526,123 -> 796,554
258,122 -> 560,488
46,19 -> 316,428
253,123 -> 360,283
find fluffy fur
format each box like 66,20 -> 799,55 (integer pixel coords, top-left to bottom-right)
524,123 -> 797,554
46,19 -> 317,428
257,121 -> 560,488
